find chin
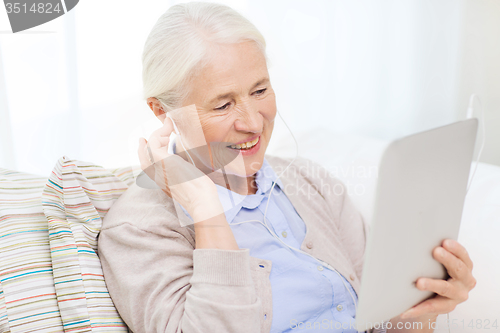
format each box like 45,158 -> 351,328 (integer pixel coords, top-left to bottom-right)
223,156 -> 264,178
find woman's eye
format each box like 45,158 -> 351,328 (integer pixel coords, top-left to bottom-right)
215,102 -> 230,111
254,88 -> 267,95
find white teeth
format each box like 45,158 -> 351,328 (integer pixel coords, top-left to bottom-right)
230,137 -> 259,150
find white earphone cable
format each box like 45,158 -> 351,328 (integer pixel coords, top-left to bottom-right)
230,109 -> 359,311
168,109 -> 364,329
466,94 -> 486,195
168,101 -> 484,332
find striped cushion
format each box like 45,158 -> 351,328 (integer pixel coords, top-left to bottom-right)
0,168 -> 64,332
0,157 -> 140,332
42,156 -> 140,332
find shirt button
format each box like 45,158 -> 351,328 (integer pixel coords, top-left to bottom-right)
306,242 -> 313,249
281,231 -> 287,238
350,274 -> 355,281
317,265 -> 324,271
336,304 -> 343,312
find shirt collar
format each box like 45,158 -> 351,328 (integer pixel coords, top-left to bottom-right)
216,158 -> 283,224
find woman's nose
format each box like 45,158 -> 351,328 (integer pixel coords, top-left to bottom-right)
233,101 -> 263,133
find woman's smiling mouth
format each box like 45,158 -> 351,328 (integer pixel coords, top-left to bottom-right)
227,136 -> 261,156
229,136 -> 259,150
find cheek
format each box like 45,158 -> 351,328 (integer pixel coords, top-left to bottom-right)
199,114 -> 233,143
260,96 -> 277,123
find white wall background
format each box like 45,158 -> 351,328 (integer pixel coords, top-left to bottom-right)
0,0 -> 499,177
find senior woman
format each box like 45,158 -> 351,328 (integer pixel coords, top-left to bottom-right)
97,2 -> 476,333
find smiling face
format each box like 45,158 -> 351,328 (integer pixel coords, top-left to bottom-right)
179,40 -> 276,178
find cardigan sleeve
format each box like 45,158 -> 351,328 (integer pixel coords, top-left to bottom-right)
97,221 -> 262,333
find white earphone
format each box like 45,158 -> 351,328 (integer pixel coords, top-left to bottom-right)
167,112 -> 195,165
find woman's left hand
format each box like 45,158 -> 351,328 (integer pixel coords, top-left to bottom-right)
400,239 -> 477,319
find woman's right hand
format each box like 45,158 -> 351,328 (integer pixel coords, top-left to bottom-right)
137,117 -> 224,223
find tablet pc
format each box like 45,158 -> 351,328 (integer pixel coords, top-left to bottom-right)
355,118 -> 478,331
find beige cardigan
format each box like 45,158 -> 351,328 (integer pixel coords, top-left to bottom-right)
97,155 -> 375,333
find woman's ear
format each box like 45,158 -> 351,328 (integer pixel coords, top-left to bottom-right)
147,97 -> 167,123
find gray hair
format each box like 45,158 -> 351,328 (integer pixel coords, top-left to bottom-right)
142,2 -> 268,112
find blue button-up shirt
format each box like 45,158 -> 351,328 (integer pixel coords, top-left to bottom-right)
172,141 -> 359,332
218,159 -> 358,332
